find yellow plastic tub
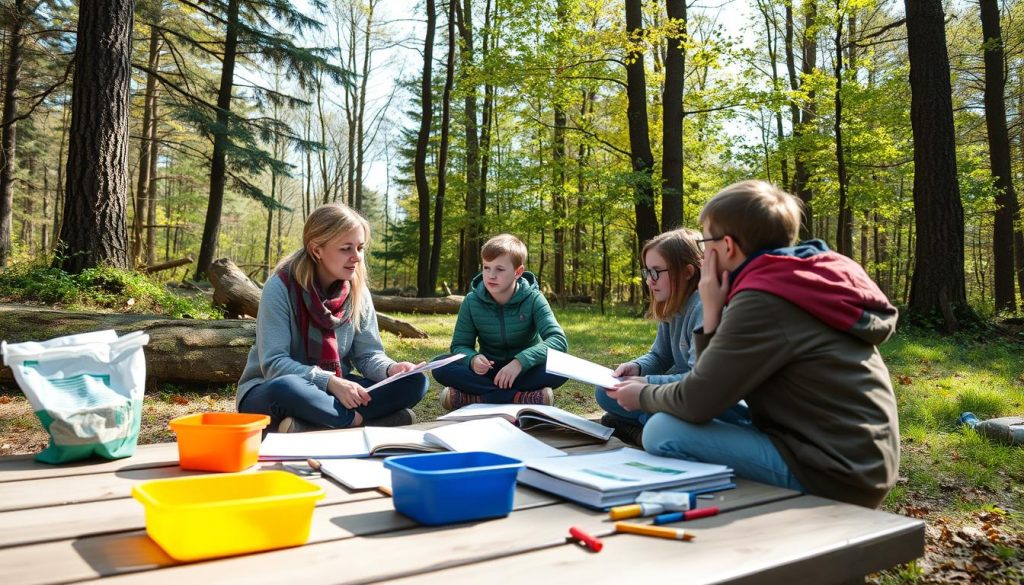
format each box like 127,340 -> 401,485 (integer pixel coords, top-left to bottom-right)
169,412 -> 270,472
132,471 -> 325,561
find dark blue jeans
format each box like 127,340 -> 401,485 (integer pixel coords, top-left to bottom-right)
239,372 -> 427,430
432,358 -> 567,403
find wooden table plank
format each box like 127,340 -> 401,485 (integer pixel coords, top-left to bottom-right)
383,496 -> 925,585
0,477 -> 794,584
55,481 -> 792,584
0,443 -> 181,483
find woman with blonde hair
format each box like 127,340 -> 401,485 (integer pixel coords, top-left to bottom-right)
237,203 -> 426,432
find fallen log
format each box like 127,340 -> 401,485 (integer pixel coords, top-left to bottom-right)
207,257 -> 427,338
140,255 -> 194,274
208,258 -> 261,319
370,293 -> 464,314
0,304 -> 254,387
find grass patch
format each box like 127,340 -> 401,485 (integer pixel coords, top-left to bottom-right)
0,262 -> 220,318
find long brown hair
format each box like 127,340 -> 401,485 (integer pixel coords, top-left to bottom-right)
275,203 -> 371,331
643,227 -> 703,322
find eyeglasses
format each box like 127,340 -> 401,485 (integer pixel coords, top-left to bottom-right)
696,235 -> 725,251
641,267 -> 670,282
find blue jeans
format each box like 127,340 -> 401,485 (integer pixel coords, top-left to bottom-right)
238,373 -> 427,430
595,386 -> 650,425
432,358 -> 567,403
642,412 -> 805,492
595,386 -> 752,427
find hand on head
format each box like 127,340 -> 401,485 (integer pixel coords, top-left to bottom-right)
698,248 -> 731,333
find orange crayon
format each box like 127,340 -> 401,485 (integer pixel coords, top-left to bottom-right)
614,521 -> 694,541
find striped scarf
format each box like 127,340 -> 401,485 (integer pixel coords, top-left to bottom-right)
277,268 -> 351,376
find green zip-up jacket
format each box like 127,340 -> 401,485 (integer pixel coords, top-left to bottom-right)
450,271 -> 567,370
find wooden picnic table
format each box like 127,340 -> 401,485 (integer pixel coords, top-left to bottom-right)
0,423 -> 924,584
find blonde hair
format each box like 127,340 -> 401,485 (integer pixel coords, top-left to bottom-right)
481,233 -> 528,267
643,228 -> 703,321
699,180 -> 802,255
275,203 -> 371,331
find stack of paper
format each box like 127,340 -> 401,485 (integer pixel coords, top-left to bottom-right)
518,447 -> 734,509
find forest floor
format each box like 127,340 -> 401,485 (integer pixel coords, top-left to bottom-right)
2,308 -> 1023,584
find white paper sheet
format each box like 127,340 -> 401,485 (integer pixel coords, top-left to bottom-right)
545,348 -> 621,388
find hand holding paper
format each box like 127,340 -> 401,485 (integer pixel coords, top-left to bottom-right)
365,353 -> 465,392
545,348 -> 621,389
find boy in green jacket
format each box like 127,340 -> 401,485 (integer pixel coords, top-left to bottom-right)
609,180 -> 900,508
433,234 -> 569,409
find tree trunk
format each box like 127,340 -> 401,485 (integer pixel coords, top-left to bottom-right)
54,0 -> 135,274
661,0 -> 685,231
457,0 -> 482,292
904,0 -> 973,330
834,8 -> 852,256
625,0 -> 660,252
0,0 -> 26,266
428,0 -> 457,295
479,0 -> 495,233
415,0 -> 436,297
195,0 -> 239,281
980,0 -> 1017,312
132,16 -> 160,264
145,96 -> 158,266
788,1 -> 817,239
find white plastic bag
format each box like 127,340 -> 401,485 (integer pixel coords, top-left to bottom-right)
2,329 -> 150,463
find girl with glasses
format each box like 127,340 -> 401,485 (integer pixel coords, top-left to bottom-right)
594,227 -> 705,445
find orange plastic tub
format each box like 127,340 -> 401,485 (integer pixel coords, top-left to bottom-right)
169,412 -> 270,472
132,471 -> 325,561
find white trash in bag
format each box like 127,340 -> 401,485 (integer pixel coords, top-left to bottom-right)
2,329 -> 150,463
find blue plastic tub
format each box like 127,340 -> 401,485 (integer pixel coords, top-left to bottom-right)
383,451 -> 524,525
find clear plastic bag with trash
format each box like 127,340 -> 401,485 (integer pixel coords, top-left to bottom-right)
2,329 -> 150,463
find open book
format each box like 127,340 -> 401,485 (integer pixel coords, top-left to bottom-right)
259,417 -> 564,461
260,426 -> 441,461
518,447 -> 734,509
438,403 -> 613,441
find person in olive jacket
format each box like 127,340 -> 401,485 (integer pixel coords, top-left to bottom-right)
433,234 -> 568,410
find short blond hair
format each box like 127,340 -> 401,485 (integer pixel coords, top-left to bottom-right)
699,180 -> 802,255
481,233 -> 527,267
276,203 -> 371,331
643,228 -> 703,322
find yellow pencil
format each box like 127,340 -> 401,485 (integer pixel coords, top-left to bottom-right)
614,521 -> 694,541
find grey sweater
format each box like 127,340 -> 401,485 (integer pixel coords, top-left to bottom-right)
235,274 -> 395,408
632,292 -> 703,384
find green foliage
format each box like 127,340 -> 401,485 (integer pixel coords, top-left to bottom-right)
0,262 -> 221,319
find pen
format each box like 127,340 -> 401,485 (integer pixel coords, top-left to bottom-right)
615,521 -> 694,541
568,526 -> 604,552
653,506 -> 720,525
306,458 -> 322,472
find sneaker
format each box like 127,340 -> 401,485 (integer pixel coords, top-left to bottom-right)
600,413 -> 644,447
439,387 -> 482,411
512,387 -> 554,406
278,416 -> 313,433
365,408 -> 417,427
